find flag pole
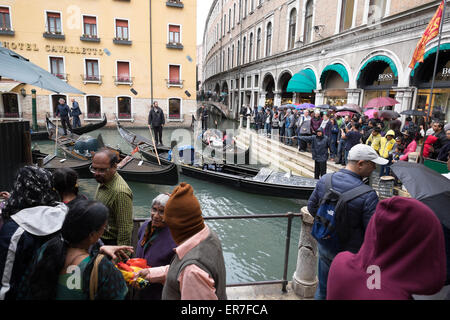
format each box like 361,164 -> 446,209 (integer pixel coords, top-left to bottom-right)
426,0 -> 447,124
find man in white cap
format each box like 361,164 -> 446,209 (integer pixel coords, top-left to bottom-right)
307,143 -> 387,300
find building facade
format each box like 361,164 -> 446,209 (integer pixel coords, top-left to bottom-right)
0,0 -> 197,127
202,0 -> 450,124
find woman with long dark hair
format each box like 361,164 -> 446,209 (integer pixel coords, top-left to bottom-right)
18,200 -> 128,300
53,168 -> 87,207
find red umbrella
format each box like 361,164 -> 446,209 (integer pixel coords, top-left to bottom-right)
364,97 -> 400,109
336,111 -> 354,117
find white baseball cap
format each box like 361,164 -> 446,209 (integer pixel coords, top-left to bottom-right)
347,144 -> 389,165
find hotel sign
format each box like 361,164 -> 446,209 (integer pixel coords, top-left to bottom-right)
1,41 -> 103,56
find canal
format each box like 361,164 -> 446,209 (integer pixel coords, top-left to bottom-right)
34,117 -> 305,285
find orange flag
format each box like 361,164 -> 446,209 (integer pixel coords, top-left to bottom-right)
409,1 -> 445,69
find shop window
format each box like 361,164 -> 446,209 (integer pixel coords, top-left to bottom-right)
339,0 -> 355,32
115,19 -> 129,40
304,0 -> 313,44
46,12 -> 62,34
50,57 -> 66,80
117,96 -> 132,119
1,93 -> 19,118
265,22 -> 272,57
0,7 -> 11,30
86,96 -> 101,119
51,95 -> 67,117
168,98 -> 181,120
83,16 -> 98,38
288,8 -> 297,50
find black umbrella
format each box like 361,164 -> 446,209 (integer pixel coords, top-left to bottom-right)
400,109 -> 426,117
390,161 -> 450,228
317,104 -> 336,110
379,110 -> 400,119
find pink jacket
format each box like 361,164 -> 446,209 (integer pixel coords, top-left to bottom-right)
399,140 -> 417,161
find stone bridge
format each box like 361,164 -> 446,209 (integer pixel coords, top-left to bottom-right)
197,100 -> 234,119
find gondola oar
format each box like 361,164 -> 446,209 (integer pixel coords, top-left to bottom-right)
148,125 -> 161,165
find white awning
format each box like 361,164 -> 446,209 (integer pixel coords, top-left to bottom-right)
0,81 -> 20,93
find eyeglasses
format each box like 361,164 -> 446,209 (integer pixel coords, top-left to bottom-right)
89,165 -> 111,174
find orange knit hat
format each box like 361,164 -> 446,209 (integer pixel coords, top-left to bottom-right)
164,183 -> 205,244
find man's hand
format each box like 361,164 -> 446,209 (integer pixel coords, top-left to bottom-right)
0,191 -> 11,199
99,245 -> 134,261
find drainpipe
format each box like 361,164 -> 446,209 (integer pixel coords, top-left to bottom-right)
150,0 -> 154,105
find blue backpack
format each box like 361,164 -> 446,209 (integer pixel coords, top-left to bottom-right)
311,173 -> 373,251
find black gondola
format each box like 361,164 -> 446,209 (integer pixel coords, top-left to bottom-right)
32,149 -> 92,179
117,124 -> 317,199
45,117 -> 179,185
31,113 -> 107,140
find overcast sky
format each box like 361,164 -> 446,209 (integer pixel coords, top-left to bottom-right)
197,0 -> 215,45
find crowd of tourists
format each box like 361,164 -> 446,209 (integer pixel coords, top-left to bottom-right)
242,104 -> 450,179
0,148 -> 226,301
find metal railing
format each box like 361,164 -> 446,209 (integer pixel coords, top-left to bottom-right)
113,76 -> 134,86
81,74 -> 103,84
133,212 -> 301,293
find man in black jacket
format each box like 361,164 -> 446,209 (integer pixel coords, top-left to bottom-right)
55,98 -> 72,136
148,102 -> 165,145
201,105 -> 208,131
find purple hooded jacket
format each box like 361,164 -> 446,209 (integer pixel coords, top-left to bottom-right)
327,197 -> 446,300
135,220 -> 177,300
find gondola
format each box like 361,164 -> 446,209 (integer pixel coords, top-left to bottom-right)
32,149 -> 92,179
32,113 -> 107,141
117,124 -> 316,199
45,117 -> 179,185
201,128 -> 250,165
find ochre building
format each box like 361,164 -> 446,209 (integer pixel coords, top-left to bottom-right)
0,0 -> 197,127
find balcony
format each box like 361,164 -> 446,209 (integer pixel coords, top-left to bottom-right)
166,42 -> 184,50
80,34 -> 100,42
52,73 -> 68,81
114,76 -> 134,86
0,27 -> 14,36
166,79 -> 184,88
81,75 -> 103,84
43,31 -> 65,39
166,0 -> 183,8
113,37 -> 132,45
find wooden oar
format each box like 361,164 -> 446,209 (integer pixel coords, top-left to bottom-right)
148,125 -> 161,165
54,119 -> 59,155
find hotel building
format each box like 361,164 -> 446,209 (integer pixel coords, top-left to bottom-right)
0,0 -> 197,127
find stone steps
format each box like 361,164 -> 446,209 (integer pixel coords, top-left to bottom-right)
235,129 -> 343,178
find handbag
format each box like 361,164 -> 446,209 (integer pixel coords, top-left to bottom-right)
89,254 -> 105,300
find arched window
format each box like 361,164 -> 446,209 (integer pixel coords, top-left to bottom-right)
1,93 -> 19,118
227,47 -> 230,70
256,28 -> 261,59
339,0 -> 355,32
117,96 -> 131,119
249,32 -> 253,62
265,22 -> 272,57
228,8 -> 231,31
304,0 -> 313,44
242,36 -> 246,64
237,40 -> 240,65
231,44 -> 235,68
86,95 -> 101,119
51,94 -> 67,117
288,8 -> 297,49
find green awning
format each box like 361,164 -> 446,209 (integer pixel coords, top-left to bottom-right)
320,63 -> 349,86
411,43 -> 450,77
357,55 -> 398,80
286,68 -> 317,93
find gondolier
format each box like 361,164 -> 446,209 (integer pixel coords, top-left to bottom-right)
71,98 -> 82,129
148,102 -> 165,146
55,98 -> 72,136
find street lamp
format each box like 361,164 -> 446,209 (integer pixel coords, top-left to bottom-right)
31,89 -> 37,131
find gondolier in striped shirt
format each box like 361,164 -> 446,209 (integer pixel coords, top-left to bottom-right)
92,149 -> 134,246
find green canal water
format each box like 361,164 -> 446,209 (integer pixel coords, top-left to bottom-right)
34,119 -> 306,285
